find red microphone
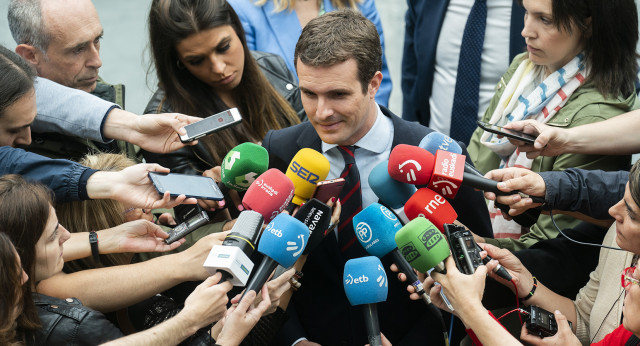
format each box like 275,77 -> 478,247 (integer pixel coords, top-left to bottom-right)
404,188 -> 457,232
388,144 -> 435,185
242,169 -> 295,223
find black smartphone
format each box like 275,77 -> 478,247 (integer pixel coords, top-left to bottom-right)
476,120 -> 537,145
148,172 -> 224,200
311,178 -> 345,204
179,108 -> 243,143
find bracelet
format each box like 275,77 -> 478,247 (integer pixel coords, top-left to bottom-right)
89,231 -> 101,265
520,276 -> 537,303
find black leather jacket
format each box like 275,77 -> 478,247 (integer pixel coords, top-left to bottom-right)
33,294 -> 123,345
143,51 -> 304,175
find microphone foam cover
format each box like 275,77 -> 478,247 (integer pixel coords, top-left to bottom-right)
258,213 -> 310,268
369,160 -> 417,209
388,144 -> 435,185
221,142 -> 269,191
243,169 -> 294,222
404,188 -> 457,232
353,203 -> 402,258
294,198 -> 333,255
343,256 -> 388,305
395,217 -> 450,273
419,132 -> 463,155
286,148 -> 330,205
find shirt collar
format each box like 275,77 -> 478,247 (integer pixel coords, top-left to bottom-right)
321,104 -> 388,154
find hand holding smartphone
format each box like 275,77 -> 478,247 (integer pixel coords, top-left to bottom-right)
148,172 -> 224,200
179,108 -> 243,143
477,120 -> 537,145
311,178 -> 345,204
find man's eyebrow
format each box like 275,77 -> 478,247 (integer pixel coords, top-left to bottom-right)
68,31 -> 104,52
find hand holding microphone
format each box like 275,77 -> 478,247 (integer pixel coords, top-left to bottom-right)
484,168 -> 547,218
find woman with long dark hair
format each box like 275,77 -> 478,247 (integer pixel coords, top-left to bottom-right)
144,0 -> 302,175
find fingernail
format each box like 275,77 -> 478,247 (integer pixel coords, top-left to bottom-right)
497,182 -> 506,189
330,197 -> 336,203
237,204 -> 244,211
337,198 -> 341,204
218,199 -> 226,207
210,208 -> 217,212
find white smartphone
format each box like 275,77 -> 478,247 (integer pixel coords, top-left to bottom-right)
179,108 -> 243,143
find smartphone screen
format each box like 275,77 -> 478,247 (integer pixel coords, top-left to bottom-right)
476,120 -> 537,144
180,108 -> 242,143
149,172 -> 224,200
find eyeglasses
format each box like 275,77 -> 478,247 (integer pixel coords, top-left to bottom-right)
621,266 -> 640,288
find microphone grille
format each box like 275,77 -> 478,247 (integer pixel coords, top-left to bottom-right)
229,210 -> 264,243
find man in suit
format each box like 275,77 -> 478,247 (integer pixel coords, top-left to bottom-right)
402,0 -> 525,144
263,10 -> 493,345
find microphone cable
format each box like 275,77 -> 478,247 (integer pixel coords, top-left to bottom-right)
548,209 -> 623,251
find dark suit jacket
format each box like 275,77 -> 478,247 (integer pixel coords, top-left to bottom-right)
262,106 -> 492,345
402,0 -> 526,125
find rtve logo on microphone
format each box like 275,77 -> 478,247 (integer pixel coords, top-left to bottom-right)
438,136 -> 455,152
286,234 -> 305,257
289,161 -> 320,183
398,159 -> 421,182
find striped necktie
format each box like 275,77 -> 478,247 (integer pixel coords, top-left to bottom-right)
336,145 -> 365,259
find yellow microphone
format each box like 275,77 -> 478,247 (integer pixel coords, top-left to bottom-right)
286,148 -> 330,206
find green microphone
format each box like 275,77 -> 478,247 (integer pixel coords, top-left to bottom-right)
221,142 -> 269,191
394,217 -> 450,274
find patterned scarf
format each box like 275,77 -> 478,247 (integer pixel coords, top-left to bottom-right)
479,53 -> 589,238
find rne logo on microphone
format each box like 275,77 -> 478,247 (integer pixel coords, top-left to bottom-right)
286,234 -> 305,257
419,228 -> 443,251
355,222 -> 373,244
419,193 -> 447,215
431,180 -> 458,197
398,159 -> 422,182
379,205 -> 398,222
289,161 -> 320,184
399,242 -> 420,262
344,273 -> 369,285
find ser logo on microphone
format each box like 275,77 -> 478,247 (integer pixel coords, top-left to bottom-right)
288,161 -> 320,184
398,159 -> 422,182
399,242 -> 420,262
286,234 -> 305,257
344,273 -> 369,285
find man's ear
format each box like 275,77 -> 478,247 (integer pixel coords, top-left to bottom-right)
15,44 -> 40,66
368,71 -> 383,99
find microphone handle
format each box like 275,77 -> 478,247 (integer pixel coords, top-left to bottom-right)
217,270 -> 234,283
495,202 -> 541,228
241,257 -> 278,300
363,303 -> 382,346
391,250 -> 426,296
463,172 -> 545,203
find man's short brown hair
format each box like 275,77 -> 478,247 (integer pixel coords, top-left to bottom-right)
294,9 -> 382,93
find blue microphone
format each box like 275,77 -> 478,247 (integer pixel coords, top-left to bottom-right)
368,160 -> 416,223
344,256 -> 388,346
241,213 -> 309,298
353,203 -> 432,305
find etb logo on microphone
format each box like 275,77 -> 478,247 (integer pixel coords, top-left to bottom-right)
376,264 -> 387,288
264,223 -> 283,238
288,161 -> 320,184
419,228 -> 443,251
398,159 -> 422,183
286,234 -> 305,257
399,241 -> 420,262
344,273 -> 369,285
